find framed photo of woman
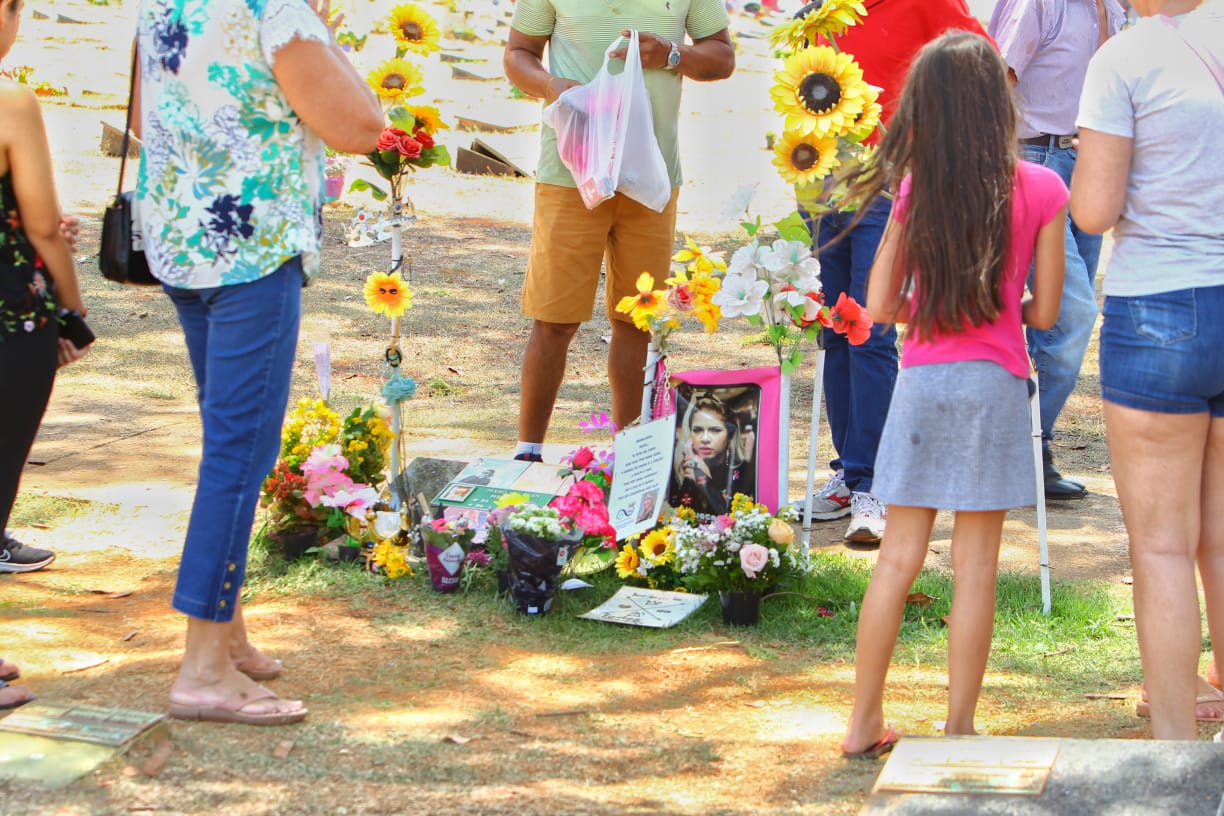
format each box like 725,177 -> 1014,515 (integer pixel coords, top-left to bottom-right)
667,367 -> 781,516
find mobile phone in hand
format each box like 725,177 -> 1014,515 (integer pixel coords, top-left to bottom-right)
58,310 -> 96,349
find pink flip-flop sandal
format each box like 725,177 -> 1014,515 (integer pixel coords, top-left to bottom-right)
169,686 -> 307,726
842,725 -> 901,760
0,658 -> 20,682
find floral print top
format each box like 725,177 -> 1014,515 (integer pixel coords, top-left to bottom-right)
0,172 -> 57,342
136,0 -> 329,289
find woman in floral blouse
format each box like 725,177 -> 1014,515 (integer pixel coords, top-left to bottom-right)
134,0 -> 382,725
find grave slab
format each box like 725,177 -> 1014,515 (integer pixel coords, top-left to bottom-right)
862,735 -> 1224,815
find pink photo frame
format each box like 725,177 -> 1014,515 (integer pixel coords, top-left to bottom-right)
667,367 -> 782,514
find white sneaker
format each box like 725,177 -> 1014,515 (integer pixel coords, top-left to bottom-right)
844,492 -> 886,546
791,470 -> 852,521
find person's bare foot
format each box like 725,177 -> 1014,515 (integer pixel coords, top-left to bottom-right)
0,680 -> 34,710
0,657 -> 20,681
1208,659 -> 1220,691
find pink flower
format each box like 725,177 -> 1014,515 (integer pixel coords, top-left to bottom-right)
578,412 -> 617,434
570,447 -> 595,470
377,127 -> 407,151
395,134 -> 423,159
713,515 -> 734,533
739,543 -> 769,578
466,549 -> 491,567
668,284 -> 694,312
321,484 -> 379,518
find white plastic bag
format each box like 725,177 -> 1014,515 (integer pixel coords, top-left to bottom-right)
542,31 -> 670,211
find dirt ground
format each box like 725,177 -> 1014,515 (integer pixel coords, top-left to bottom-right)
0,3 -> 1162,815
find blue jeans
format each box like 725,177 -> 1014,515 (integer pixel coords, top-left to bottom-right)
1100,286 -> 1224,417
1020,143 -> 1101,444
166,258 -> 302,622
805,199 -> 899,494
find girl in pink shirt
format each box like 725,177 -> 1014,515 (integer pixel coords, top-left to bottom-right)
837,31 -> 1067,759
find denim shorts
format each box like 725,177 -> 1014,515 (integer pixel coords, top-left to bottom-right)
1099,286 -> 1224,416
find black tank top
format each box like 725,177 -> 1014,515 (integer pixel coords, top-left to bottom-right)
0,171 -> 56,342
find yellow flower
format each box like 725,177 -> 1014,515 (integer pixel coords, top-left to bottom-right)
496,492 -> 532,509
768,518 -> 794,546
773,130 -> 841,186
615,272 -> 666,332
768,0 -> 867,53
389,3 -> 441,55
672,236 -> 727,274
675,505 -> 697,523
364,271 -> 414,318
404,104 -> 449,134
731,493 -> 757,514
845,85 -> 882,143
367,58 -> 425,102
771,46 -> 869,139
640,529 -> 674,564
615,544 -> 641,580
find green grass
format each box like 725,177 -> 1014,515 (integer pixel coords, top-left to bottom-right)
242,545 -> 1143,696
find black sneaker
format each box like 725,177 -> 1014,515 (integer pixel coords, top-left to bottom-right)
513,452 -> 543,463
0,535 -> 56,573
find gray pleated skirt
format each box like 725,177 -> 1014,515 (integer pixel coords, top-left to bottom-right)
872,360 -> 1037,511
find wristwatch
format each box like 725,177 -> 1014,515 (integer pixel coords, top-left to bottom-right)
664,41 -> 680,71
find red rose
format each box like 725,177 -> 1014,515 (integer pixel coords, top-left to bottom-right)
414,129 -> 435,149
571,447 -> 595,469
396,134 -> 423,159
376,127 -> 406,151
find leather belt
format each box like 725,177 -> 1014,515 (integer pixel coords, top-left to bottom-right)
1020,133 -> 1076,149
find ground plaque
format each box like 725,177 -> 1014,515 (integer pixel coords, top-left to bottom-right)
0,703 -> 165,787
872,736 -> 1058,796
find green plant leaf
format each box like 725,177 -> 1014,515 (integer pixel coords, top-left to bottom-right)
348,178 -> 387,200
773,211 -> 812,245
387,105 -> 417,132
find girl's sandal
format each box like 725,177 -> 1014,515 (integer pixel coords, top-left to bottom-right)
842,725 -> 901,760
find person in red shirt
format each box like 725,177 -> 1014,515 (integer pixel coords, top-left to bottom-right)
796,0 -> 992,548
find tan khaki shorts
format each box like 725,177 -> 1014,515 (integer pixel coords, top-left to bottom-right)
522,184 -> 680,324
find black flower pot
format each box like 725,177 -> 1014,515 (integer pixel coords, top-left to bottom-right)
274,528 -> 320,562
502,526 -> 580,616
338,545 -> 362,563
719,590 -> 761,626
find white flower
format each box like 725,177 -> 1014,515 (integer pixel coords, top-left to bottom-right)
761,239 -> 821,291
712,272 -> 768,318
719,183 -> 758,223
726,242 -> 764,278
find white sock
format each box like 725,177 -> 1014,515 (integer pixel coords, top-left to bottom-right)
514,441 -> 543,457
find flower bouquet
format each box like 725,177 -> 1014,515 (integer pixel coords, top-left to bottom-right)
615,527 -> 685,591
670,495 -> 801,625
260,399 -> 395,559
497,502 -> 583,616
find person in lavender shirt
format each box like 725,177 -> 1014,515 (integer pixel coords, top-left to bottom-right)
989,0 -> 1125,501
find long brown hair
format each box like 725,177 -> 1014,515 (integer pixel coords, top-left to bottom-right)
838,31 -> 1017,340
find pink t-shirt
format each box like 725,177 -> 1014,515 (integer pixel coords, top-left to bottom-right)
892,161 -> 1067,378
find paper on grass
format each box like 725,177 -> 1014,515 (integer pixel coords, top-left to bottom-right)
579,586 -> 707,628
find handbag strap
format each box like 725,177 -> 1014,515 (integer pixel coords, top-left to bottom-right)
1160,13 -> 1224,95
116,45 -> 138,197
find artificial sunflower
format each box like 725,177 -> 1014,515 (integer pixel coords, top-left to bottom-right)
845,85 -> 882,143
771,46 -> 869,139
615,544 -> 641,580
639,529 -> 674,564
768,0 -> 868,53
403,104 -> 449,134
615,272 -> 665,332
389,3 -> 441,55
363,271 -> 414,318
367,58 -> 425,102
773,131 -> 841,186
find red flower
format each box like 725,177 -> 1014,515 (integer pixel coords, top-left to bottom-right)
395,134 -> 423,159
829,292 -> 873,345
414,129 -> 435,150
668,284 -> 694,312
571,446 -> 595,470
377,127 -> 407,151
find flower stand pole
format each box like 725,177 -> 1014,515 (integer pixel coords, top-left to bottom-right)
800,341 -> 827,557
640,340 -> 662,422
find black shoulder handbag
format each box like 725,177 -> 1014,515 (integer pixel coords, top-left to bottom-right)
99,47 -> 158,286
